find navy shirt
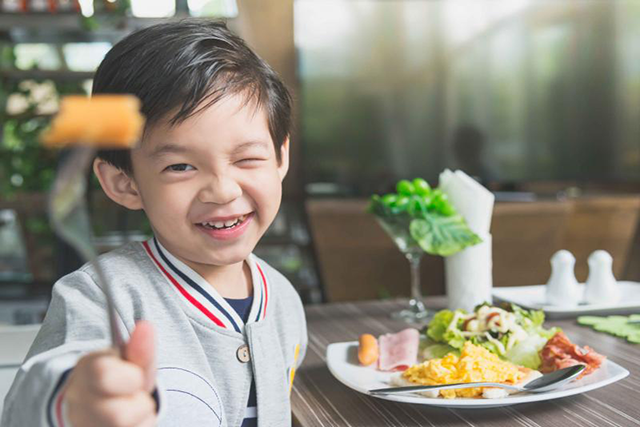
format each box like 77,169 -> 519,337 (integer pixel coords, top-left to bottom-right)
225,295 -> 257,427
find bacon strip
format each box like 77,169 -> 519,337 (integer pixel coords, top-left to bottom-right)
539,331 -> 606,378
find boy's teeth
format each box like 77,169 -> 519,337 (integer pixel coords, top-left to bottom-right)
200,215 -> 247,230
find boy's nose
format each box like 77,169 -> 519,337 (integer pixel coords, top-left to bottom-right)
197,176 -> 242,205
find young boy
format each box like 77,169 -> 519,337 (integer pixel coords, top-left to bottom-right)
1,19 -> 307,427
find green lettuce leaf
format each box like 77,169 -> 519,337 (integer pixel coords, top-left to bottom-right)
409,215 -> 482,257
423,343 -> 459,360
443,328 -> 467,349
511,304 -> 545,330
505,332 -> 553,369
427,309 -> 468,349
426,309 -> 454,342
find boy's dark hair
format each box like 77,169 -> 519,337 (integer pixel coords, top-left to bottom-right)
93,19 -> 292,174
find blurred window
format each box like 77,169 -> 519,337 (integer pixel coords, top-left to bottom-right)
131,0 -> 176,17
14,44 -> 61,71
62,42 -> 112,72
188,0 -> 238,18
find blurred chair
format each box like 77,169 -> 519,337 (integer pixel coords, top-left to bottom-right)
491,201 -> 572,287
305,199 -> 444,302
562,196 -> 640,282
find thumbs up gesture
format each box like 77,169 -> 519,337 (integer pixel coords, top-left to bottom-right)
64,321 -> 158,427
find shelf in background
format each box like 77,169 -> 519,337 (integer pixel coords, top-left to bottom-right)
0,13 -> 193,43
0,69 -> 94,81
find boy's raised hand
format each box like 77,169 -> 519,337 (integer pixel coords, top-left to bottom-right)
64,321 -> 157,427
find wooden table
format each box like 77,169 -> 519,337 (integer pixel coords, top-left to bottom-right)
291,298 -> 640,427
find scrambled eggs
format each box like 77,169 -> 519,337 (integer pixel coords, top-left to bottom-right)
402,342 -> 527,399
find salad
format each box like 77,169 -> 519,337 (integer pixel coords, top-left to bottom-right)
368,178 -> 481,256
424,303 -> 560,369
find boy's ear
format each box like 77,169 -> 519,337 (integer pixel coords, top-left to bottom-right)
93,158 -> 143,210
277,137 -> 290,181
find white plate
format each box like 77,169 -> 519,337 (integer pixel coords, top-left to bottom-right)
492,281 -> 640,319
326,341 -> 629,408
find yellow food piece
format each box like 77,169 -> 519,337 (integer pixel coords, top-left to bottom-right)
402,342 -> 526,399
41,95 -> 145,148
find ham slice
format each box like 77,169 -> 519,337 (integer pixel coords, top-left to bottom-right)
378,328 -> 420,371
539,331 -> 606,378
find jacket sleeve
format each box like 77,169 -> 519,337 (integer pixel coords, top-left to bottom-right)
296,299 -> 308,370
1,270 -> 120,427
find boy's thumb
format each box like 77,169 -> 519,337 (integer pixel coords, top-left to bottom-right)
125,320 -> 156,392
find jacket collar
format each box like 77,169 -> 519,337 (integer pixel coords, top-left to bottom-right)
142,237 -> 269,333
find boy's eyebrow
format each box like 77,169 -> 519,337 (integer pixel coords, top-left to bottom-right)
149,143 -> 189,158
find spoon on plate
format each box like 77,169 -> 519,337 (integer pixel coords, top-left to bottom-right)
369,364 -> 585,395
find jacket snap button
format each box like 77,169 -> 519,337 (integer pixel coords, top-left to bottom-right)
237,344 -> 251,363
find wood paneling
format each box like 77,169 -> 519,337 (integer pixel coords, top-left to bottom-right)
564,197 -> 640,282
491,201 -> 571,287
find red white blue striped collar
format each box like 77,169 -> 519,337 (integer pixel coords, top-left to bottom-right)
142,237 -> 269,333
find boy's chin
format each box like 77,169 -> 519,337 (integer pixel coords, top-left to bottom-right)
206,253 -> 250,266
198,246 -> 255,266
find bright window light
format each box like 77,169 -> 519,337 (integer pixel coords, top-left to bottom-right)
78,0 -> 93,17
131,0 -> 175,18
63,42 -> 112,72
14,44 -> 61,70
444,0 -> 532,47
295,1 -> 353,51
188,0 -> 238,18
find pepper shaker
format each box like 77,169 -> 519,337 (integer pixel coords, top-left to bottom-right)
584,250 -> 619,304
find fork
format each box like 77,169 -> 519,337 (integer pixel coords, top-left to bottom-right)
49,146 -> 125,353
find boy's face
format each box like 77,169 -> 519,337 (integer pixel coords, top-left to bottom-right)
129,94 -> 288,269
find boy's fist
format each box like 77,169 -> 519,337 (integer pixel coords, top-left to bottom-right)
64,321 -> 157,427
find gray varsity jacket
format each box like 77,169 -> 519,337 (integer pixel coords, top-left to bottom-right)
1,237 -> 307,427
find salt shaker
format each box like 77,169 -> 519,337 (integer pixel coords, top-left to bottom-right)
584,250 -> 619,304
545,250 -> 581,306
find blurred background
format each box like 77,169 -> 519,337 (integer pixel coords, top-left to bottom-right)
1,0 -> 640,325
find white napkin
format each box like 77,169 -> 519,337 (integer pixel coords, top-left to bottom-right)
445,233 -> 493,313
439,169 -> 495,311
438,169 -> 494,234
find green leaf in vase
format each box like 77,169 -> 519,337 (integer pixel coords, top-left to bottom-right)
409,214 -> 482,256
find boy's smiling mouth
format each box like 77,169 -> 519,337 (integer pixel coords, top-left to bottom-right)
198,214 -> 248,230
194,212 -> 254,241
